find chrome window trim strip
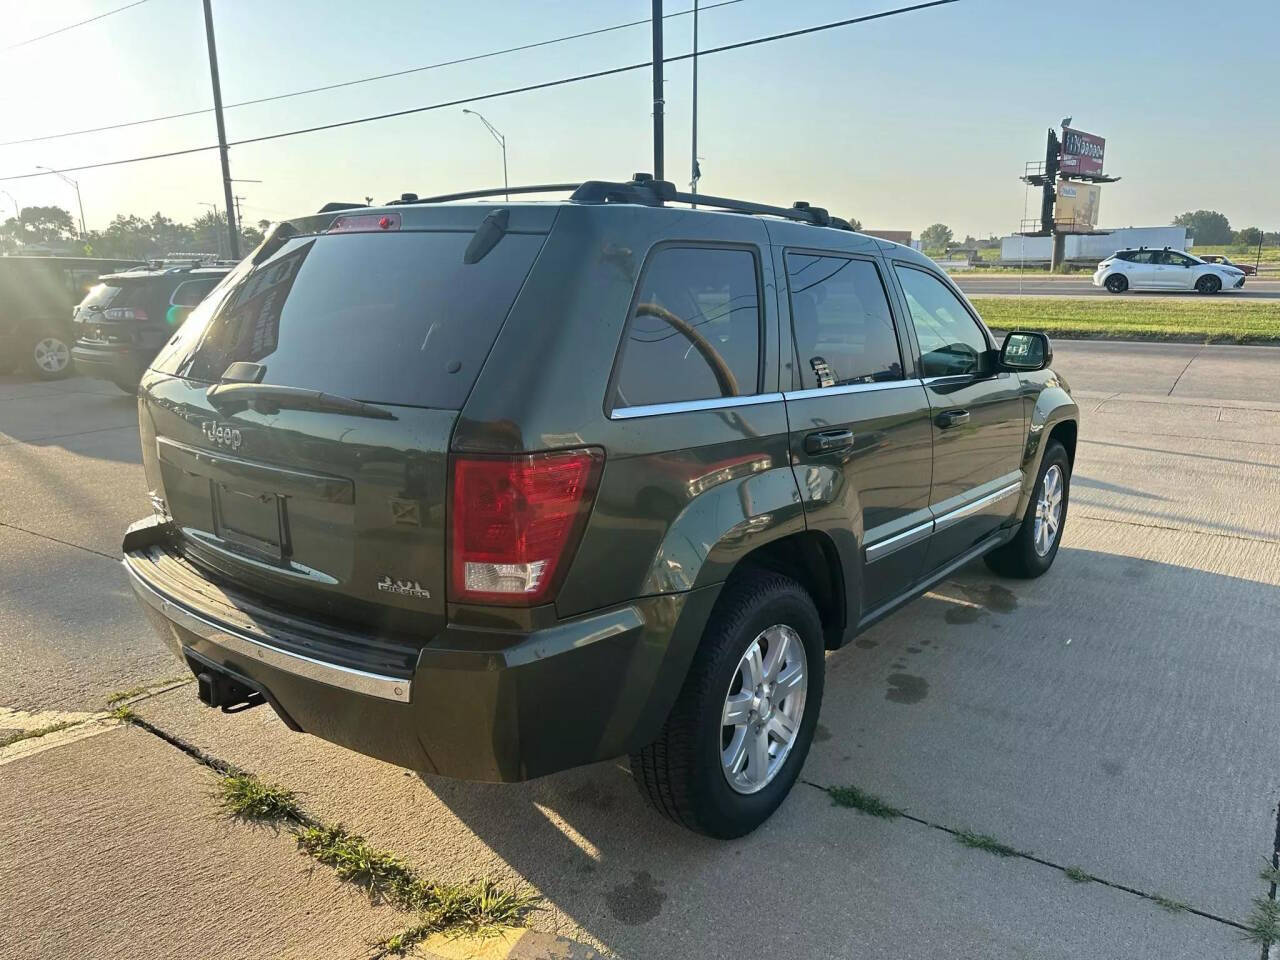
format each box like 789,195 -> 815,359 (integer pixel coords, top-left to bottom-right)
782,379 -> 923,402
864,519 -> 934,563
933,480 -> 1022,533
610,392 -> 784,420
123,558 -> 412,703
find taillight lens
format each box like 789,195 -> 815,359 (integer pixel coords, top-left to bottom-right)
449,449 -> 603,606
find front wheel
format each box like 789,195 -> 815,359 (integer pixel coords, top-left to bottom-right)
1104,274 -> 1128,294
30,331 -> 72,379
1195,274 -> 1221,295
984,440 -> 1071,579
631,571 -> 824,838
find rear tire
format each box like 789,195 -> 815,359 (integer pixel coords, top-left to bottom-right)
630,570 -> 824,838
1104,274 -> 1127,294
29,330 -> 72,380
1195,274 -> 1221,295
110,375 -> 140,395
984,440 -> 1070,579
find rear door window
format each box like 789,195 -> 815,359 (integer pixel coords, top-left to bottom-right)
152,230 -> 546,409
785,253 -> 902,388
610,246 -> 761,409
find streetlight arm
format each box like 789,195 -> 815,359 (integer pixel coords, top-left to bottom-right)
463,109 -> 504,147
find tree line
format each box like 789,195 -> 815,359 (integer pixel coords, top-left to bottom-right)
0,204 -> 266,260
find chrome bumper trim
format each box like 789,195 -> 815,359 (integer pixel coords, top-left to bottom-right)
123,557 -> 412,703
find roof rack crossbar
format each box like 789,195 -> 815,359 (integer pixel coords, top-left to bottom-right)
394,183 -> 583,205
387,175 -> 854,232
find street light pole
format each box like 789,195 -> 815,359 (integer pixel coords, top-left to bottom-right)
651,0 -> 664,181
690,0 -> 698,205
201,0 -> 240,259
36,166 -> 85,237
462,109 -> 508,200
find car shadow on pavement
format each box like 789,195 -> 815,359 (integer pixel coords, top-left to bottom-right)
417,546 -> 1280,957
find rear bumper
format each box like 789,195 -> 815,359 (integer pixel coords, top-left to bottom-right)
122,517 -> 719,782
72,342 -> 147,383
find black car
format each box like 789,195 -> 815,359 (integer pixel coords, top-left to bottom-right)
122,176 -> 1078,837
0,256 -> 144,378
71,262 -> 233,392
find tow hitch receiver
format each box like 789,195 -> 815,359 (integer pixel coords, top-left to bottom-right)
196,669 -> 261,712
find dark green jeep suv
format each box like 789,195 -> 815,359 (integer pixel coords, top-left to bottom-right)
122,177 -> 1078,837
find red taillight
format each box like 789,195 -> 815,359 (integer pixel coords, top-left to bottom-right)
449,449 -> 603,606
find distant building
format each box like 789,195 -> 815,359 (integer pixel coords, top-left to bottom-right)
862,229 -> 919,250
999,226 -> 1190,264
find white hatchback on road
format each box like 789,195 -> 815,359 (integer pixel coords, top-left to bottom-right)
1093,247 -> 1246,294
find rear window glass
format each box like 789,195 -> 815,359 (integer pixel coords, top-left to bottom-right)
611,246 -> 761,409
152,231 -> 545,409
79,283 -> 122,309
171,278 -> 219,307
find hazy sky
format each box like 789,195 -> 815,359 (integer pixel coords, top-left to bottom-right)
2,0 -> 1277,239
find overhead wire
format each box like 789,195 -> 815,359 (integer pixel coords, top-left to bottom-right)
0,0 -> 960,183
0,0 -> 745,148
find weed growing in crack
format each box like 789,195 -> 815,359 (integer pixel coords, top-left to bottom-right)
1064,866 -> 1092,883
954,829 -> 1024,858
1243,897 -> 1280,947
216,773 -> 305,824
108,704 -> 138,723
214,772 -> 538,950
105,686 -> 151,706
1260,860 -> 1280,887
828,785 -> 903,819
376,882 -> 541,956
1150,894 -> 1189,913
0,721 -> 77,748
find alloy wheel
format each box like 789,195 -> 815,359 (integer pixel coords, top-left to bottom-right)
33,337 -> 70,374
721,623 -> 808,795
1034,464 -> 1064,557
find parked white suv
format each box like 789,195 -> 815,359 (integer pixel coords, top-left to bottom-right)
1093,247 -> 1245,294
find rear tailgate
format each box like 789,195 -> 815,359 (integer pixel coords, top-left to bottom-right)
140,216 -> 550,639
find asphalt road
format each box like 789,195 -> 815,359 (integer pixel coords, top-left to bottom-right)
4,349 -> 1280,959
954,274 -> 1280,300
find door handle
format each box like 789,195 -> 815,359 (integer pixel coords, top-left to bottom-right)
936,409 -> 970,429
804,429 -> 855,455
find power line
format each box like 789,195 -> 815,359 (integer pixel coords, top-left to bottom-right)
0,0 -> 959,183
4,0 -> 153,51
0,0 -> 745,149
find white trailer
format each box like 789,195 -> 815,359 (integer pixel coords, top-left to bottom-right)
1000,226 -> 1191,264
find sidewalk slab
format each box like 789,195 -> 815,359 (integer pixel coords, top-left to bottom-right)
133,687 -> 1252,959
0,723 -> 402,960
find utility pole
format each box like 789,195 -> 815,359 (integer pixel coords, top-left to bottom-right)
202,0 -> 239,260
651,0 -> 664,181
234,195 -> 245,238
690,0 -> 698,205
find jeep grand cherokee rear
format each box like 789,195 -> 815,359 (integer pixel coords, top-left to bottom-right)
125,184 -> 1076,839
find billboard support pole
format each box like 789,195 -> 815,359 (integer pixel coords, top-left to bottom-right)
652,0 -> 664,182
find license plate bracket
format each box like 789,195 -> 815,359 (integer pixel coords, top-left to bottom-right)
212,482 -> 286,561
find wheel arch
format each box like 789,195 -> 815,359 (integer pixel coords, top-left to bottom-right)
728,529 -> 847,650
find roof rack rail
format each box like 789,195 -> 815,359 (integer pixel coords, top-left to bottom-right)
388,174 -> 854,232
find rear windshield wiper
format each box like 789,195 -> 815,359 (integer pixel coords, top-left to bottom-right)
206,382 -> 397,420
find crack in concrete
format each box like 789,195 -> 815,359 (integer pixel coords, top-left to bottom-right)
1075,511 -> 1280,547
802,778 -> 1251,934
0,519 -> 120,560
1261,800 -> 1280,960
0,421 -> 137,447
1167,345 -> 1207,397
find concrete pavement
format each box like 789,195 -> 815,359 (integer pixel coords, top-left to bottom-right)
954,274 -> 1280,300
3,350 -> 1280,958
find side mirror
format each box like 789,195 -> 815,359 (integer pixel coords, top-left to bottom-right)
1000,331 -> 1052,371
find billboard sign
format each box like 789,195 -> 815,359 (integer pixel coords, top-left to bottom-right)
1055,181 -> 1102,232
1060,127 -> 1105,176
